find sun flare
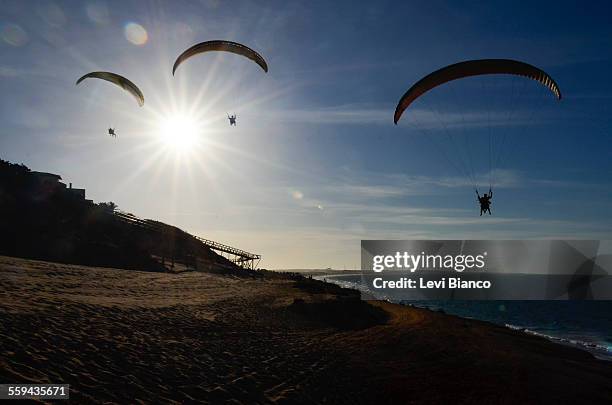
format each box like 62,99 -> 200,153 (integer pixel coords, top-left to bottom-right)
157,113 -> 202,152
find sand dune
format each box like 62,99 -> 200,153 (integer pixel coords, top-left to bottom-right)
1,255 -> 611,404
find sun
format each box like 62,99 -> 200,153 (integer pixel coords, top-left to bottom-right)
157,112 -> 202,152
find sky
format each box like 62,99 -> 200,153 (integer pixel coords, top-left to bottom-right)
1,0 -> 612,269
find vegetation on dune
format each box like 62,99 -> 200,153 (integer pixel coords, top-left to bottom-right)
0,159 -> 236,272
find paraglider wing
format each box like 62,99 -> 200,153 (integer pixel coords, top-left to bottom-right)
172,40 -> 268,75
76,72 -> 144,107
394,59 -> 561,124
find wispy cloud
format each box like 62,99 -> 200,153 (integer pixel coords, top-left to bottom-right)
333,184 -> 410,198
264,103 -> 553,129
268,105 -> 390,125
325,169 -> 523,198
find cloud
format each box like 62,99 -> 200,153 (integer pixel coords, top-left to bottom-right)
0,66 -> 20,77
320,170 -> 523,202
271,105 -> 390,125
160,168 -> 611,269
335,184 -> 410,198
266,103 -> 543,128
202,211 -> 612,269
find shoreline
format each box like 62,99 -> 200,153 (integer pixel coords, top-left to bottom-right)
318,273 -> 612,362
2,256 -> 612,403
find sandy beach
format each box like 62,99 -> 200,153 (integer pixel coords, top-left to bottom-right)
1,255 -> 611,404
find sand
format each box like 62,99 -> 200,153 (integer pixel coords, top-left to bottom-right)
1,255 -> 611,404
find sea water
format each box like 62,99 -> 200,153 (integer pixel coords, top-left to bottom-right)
318,274 -> 612,360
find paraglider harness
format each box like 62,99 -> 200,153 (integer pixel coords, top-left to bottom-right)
476,188 -> 492,216
228,114 -> 237,126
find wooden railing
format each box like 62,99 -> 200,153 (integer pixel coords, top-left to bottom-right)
113,210 -> 261,269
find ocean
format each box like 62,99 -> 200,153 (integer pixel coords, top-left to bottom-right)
318,274 -> 612,360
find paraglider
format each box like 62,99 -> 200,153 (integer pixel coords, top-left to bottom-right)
172,40 -> 268,75
393,59 -> 562,215
108,127 -> 117,138
228,114 -> 237,126
393,59 -> 561,124
76,71 -> 145,107
476,188 -> 492,216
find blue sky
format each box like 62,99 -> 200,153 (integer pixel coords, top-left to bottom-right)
1,0 -> 612,269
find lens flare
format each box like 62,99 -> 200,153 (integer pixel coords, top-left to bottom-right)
1,23 -> 28,47
124,22 -> 148,45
